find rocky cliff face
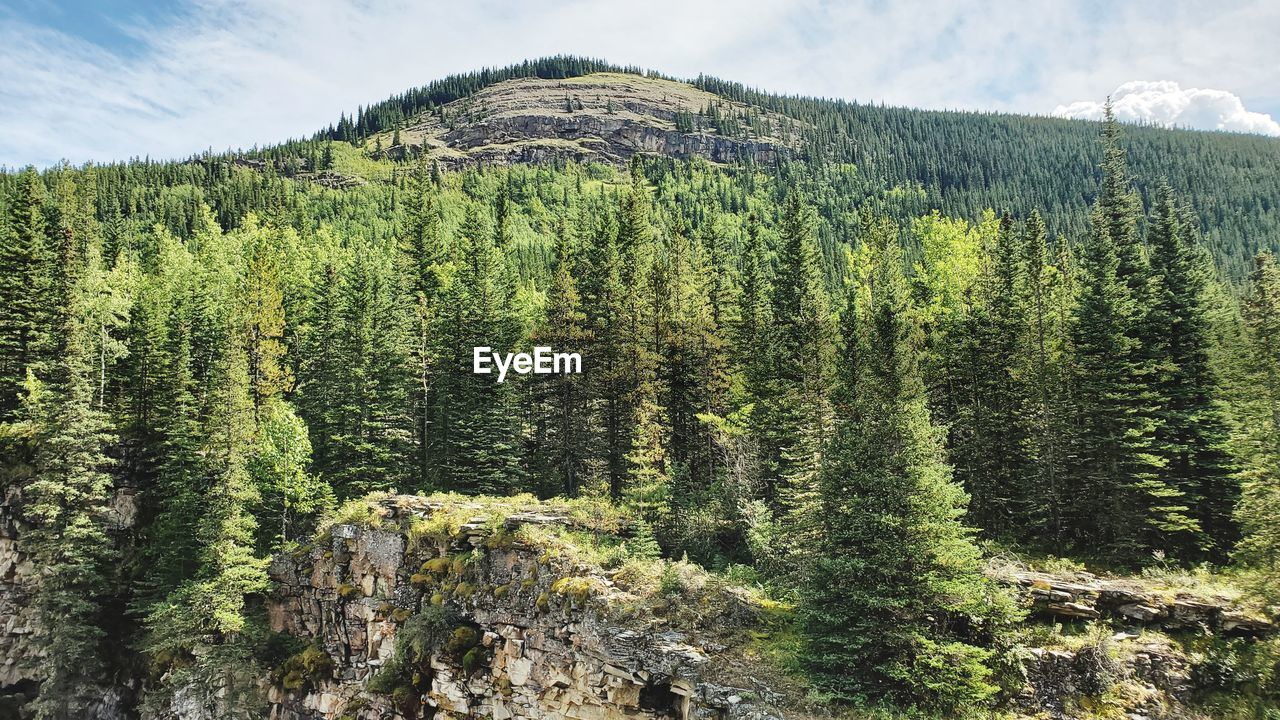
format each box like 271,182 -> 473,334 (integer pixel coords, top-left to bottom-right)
996,567 -> 1275,719
372,73 -> 800,169
0,485 -> 38,713
257,497 -> 782,720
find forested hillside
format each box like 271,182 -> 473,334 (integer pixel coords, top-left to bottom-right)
1,58 -> 1279,719
299,56 -> 1280,276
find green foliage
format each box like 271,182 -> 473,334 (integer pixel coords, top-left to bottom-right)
1065,113 -> 1196,558
658,562 -> 685,597
1234,252 -> 1280,605
251,399 -> 333,549
802,233 -> 1017,713
1186,635 -> 1280,719
19,238 -> 128,718
272,644 -> 333,694
756,192 -> 835,557
367,606 -> 457,698
625,519 -> 662,561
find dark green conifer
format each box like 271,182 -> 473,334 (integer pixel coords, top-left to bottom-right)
803,232 -> 1013,713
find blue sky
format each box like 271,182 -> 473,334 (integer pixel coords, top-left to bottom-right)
1,0 -> 1277,168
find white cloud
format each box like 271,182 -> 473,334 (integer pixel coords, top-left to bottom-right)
1053,80 -> 1280,136
1,0 -> 1278,168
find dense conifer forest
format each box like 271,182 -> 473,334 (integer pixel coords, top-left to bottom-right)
1,58 -> 1279,718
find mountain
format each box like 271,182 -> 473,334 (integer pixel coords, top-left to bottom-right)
296,57 -> 1280,275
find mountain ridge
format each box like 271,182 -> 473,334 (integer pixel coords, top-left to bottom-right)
282,56 -> 1280,275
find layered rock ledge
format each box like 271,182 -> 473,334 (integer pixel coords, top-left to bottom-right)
262,496 -> 783,720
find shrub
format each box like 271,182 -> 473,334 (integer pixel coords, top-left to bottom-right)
659,562 -> 684,597
273,644 -> 333,694
368,606 -> 457,697
891,637 -> 999,714
550,576 -> 597,603
624,519 -> 662,561
445,626 -> 479,656
462,646 -> 485,675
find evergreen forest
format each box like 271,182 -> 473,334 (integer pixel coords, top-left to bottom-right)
2,58 -> 1280,719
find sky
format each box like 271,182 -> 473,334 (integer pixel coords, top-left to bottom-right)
1,0 -> 1278,169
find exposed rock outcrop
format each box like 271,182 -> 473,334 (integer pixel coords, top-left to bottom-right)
0,485 -> 38,710
377,73 -> 801,169
260,497 -> 783,720
996,568 -> 1274,636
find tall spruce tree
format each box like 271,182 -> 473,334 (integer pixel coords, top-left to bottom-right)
804,231 -> 1012,713
238,220 -> 293,423
734,213 -> 773,405
1234,252 -> 1280,602
401,166 -> 449,487
1018,211 -> 1073,543
1144,185 -> 1236,558
615,163 -> 662,502
580,201 -> 630,498
23,247 -> 129,719
433,204 -> 522,493
1069,201 -> 1192,555
942,214 -> 1033,537
327,244 -> 415,496
1065,113 -> 1196,558
0,169 -> 56,420
532,215 -> 591,497
658,219 -> 729,523
757,192 -> 834,547
134,252 -> 207,608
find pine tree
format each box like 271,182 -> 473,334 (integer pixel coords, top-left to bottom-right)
596,165 -> 659,501
756,192 -> 834,546
239,219 -> 292,422
803,233 -> 1012,713
131,232 -> 208,610
296,255 -> 346,487
1064,114 -> 1197,558
400,165 -> 449,488
1144,185 -> 1236,559
734,213 -> 773,405
1069,203 -> 1192,555
580,202 -> 630,498
143,337 -> 271,718
0,169 -> 56,420
1097,103 -> 1146,295
1018,211 -> 1072,542
195,343 -> 270,637
658,220 -> 729,521
1234,252 -> 1280,603
328,245 -> 415,496
532,215 -> 591,496
433,204 -> 522,493
943,214 -> 1033,537
22,241 -> 130,718
623,374 -> 671,532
